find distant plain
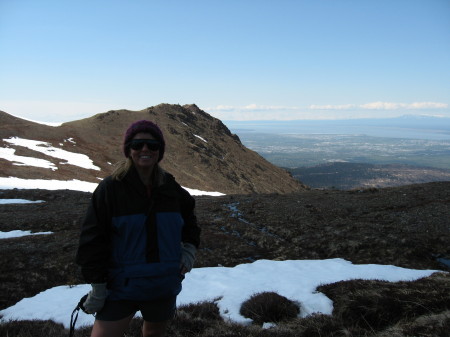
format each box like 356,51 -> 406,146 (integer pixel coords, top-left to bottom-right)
225,116 -> 450,170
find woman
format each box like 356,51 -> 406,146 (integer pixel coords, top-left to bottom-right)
76,120 -> 200,337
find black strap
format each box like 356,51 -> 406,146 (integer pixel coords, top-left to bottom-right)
69,306 -> 79,337
68,294 -> 88,337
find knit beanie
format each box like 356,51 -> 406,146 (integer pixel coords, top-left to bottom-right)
123,120 -> 165,161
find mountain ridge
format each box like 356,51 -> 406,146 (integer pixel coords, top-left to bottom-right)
0,104 -> 305,194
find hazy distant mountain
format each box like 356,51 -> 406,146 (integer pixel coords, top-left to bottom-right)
0,104 -> 304,194
226,115 -> 450,140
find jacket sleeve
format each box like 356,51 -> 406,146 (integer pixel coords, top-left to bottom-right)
180,187 -> 201,248
75,180 -> 111,283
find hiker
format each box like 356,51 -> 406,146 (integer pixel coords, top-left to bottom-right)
76,120 -> 201,337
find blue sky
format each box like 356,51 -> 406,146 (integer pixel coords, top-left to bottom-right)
1,0 -> 449,122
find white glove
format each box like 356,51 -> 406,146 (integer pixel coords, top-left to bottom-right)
82,283 -> 108,314
181,242 -> 197,273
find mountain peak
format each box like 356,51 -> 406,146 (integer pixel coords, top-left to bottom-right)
0,104 -> 305,194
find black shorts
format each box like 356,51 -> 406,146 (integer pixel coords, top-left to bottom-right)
95,296 -> 177,322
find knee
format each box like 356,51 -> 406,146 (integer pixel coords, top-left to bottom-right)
142,321 -> 167,337
142,328 -> 164,337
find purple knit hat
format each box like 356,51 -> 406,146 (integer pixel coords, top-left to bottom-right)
123,120 -> 165,161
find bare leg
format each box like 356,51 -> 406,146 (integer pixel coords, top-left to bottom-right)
142,320 -> 169,337
90,314 -> 134,337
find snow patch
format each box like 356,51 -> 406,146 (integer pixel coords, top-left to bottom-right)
0,259 -> 438,329
0,199 -> 45,204
0,147 -> 58,170
0,177 -> 98,192
194,134 -> 207,143
3,137 -> 99,170
0,230 -> 53,239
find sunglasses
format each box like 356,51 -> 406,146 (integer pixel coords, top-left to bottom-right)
128,139 -> 161,151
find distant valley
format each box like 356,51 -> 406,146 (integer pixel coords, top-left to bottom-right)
226,116 -> 450,189
288,162 -> 450,190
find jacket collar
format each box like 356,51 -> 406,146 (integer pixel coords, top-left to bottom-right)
123,165 -> 149,198
123,165 -> 177,198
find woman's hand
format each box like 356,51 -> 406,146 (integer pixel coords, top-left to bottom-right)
82,283 -> 108,314
180,242 -> 197,274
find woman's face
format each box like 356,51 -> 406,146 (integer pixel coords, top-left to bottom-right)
129,132 -> 160,171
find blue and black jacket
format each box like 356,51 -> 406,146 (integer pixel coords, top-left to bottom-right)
76,166 -> 200,301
